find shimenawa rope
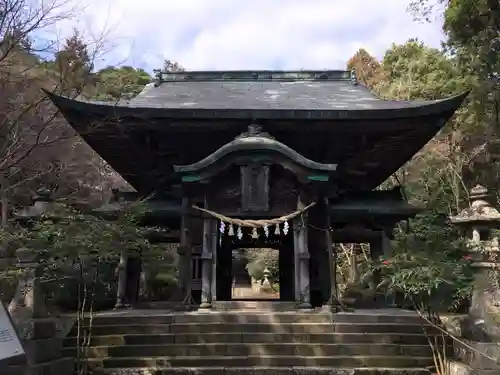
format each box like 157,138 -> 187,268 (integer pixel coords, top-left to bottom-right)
192,202 -> 316,228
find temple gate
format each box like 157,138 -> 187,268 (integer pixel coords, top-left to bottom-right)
45,69 -> 467,311
171,124 -> 339,309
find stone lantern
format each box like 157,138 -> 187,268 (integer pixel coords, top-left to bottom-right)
450,185 -> 500,372
8,188 -> 73,375
450,185 -> 500,317
261,267 -> 272,293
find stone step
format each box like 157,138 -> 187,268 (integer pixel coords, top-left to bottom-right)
63,343 -> 441,358
70,322 -> 439,336
136,301 -> 304,311
90,366 -> 432,375
331,310 -> 438,325
85,355 -> 434,368
64,332 -> 437,346
84,309 -> 434,325
83,312 -> 334,325
211,301 -> 299,311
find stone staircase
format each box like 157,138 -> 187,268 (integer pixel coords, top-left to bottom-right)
63,305 -> 447,375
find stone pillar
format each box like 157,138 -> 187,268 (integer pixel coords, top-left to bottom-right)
8,247 -> 72,375
200,213 -> 213,309
294,201 -> 312,309
114,250 -> 128,309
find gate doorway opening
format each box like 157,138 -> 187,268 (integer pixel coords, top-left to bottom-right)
231,248 -> 279,300
216,225 -> 295,302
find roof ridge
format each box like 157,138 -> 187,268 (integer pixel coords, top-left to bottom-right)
153,70 -> 352,84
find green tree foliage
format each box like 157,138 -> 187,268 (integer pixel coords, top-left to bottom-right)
377,39 -> 468,100
409,0 -> 499,155
93,66 -> 152,101
1,202 -> 175,310
53,29 -> 93,94
439,0 -> 499,85
408,0 -> 449,23
245,248 -> 279,283
0,2 -> 182,311
445,0 -> 499,139
379,41 -> 475,310
384,213 -> 473,312
346,48 -> 387,89
437,0 -> 500,203
88,59 -> 182,101
342,2 -> 500,311
345,39 -> 477,311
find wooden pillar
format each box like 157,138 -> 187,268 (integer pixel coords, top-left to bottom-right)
210,219 -> 218,302
126,255 -> 142,306
295,197 -> 312,309
179,197 -> 193,304
307,198 -> 332,307
370,231 -> 395,308
115,250 -> 128,309
325,198 -> 339,311
293,219 -> 300,302
200,199 -> 213,309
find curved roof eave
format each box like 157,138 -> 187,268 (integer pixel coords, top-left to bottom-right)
44,89 -> 469,121
173,135 -> 337,174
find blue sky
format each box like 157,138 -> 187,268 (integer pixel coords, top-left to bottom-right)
50,0 -> 445,73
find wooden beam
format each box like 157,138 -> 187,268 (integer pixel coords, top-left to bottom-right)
330,227 -> 384,242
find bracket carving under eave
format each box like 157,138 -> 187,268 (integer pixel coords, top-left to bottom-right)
173,130 -> 337,183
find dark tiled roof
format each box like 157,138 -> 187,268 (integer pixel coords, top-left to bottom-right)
128,70 -> 447,111
45,70 -> 467,121
43,70 -> 469,193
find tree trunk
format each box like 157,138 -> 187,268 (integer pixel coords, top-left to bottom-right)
0,173 -> 8,228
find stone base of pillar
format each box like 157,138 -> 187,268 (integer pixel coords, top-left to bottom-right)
296,301 -> 313,310
327,300 -> 342,313
114,301 -> 132,309
199,302 -> 212,309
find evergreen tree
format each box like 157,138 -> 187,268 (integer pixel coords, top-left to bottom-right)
94,66 -> 152,101
54,29 -> 93,94
378,39 -> 467,100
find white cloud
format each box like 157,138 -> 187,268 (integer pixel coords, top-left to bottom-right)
48,0 -> 445,72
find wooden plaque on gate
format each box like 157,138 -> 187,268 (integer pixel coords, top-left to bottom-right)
240,163 -> 269,211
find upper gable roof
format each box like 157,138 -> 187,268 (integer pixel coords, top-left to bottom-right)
45,70 -> 468,121
131,70 -> 434,110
